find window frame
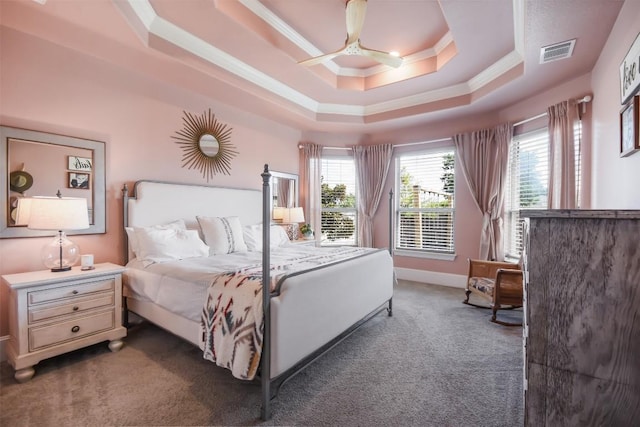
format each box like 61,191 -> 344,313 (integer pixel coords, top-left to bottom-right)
320,155 -> 358,247
394,148 -> 456,260
504,121 -> 582,259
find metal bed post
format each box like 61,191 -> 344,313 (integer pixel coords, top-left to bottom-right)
121,184 -> 130,327
122,184 -> 130,263
387,188 -> 394,317
388,189 -> 393,256
260,164 -> 272,421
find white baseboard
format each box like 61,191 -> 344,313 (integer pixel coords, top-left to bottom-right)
395,267 -> 466,289
0,335 -> 8,363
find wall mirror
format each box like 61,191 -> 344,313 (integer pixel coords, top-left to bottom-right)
1,126 -> 106,238
172,109 -> 238,181
271,171 -> 298,208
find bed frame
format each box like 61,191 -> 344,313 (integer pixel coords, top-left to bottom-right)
121,165 -> 394,420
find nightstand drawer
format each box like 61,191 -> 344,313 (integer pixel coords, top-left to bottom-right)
28,293 -> 115,324
28,278 -> 114,305
29,309 -> 115,351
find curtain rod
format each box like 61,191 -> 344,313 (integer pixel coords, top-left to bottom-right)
298,137 -> 451,151
394,137 -> 451,147
300,96 -> 594,149
513,112 -> 547,127
513,94 -> 592,127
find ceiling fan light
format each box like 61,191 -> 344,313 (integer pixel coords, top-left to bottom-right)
390,51 -> 400,57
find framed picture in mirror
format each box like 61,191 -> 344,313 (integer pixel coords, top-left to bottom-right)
68,172 -> 90,189
67,156 -> 92,172
620,95 -> 639,157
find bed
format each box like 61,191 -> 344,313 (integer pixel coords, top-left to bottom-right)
121,166 -> 395,420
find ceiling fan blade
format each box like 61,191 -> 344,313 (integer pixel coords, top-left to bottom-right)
345,0 -> 367,45
298,49 -> 343,67
360,47 -> 404,68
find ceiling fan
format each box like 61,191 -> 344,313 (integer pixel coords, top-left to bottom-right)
298,0 -> 404,68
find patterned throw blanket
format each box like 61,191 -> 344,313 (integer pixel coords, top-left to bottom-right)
200,247 -> 374,380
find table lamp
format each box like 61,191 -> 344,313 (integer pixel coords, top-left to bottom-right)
272,207 -> 285,223
17,192 -> 90,272
282,207 -> 305,240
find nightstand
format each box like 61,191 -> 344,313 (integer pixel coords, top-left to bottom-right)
2,262 -> 127,383
290,238 -> 317,247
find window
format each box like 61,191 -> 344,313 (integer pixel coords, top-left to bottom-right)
321,157 -> 357,246
504,123 -> 582,258
504,129 -> 549,258
395,149 -> 455,257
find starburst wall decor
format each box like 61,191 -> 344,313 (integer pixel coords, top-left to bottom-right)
172,109 -> 238,180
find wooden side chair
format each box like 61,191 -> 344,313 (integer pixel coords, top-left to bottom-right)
463,258 -> 523,326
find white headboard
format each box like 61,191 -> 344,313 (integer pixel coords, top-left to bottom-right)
125,180 -> 263,230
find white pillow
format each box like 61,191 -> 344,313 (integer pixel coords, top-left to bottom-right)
243,224 -> 291,251
197,216 -> 248,255
271,225 -> 291,248
135,228 -> 209,266
125,219 -> 186,258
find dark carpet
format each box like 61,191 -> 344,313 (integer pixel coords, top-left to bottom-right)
0,280 -> 523,426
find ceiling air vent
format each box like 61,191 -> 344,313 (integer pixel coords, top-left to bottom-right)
540,39 -> 576,64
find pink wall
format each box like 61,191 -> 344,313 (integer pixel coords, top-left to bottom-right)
1,2 -> 636,338
590,0 -> 640,208
0,28 -> 301,336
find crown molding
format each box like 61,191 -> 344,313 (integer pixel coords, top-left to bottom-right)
121,0 -> 524,123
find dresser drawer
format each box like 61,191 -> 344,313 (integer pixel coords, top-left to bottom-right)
28,278 -> 114,305
28,293 -> 115,324
29,310 -> 115,351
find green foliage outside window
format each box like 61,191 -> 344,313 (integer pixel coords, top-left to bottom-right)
321,183 -> 355,241
398,152 -> 455,252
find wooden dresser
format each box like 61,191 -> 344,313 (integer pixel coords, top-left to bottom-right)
2,263 -> 127,382
521,210 -> 640,425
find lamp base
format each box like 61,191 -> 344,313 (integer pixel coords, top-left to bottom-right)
42,231 -> 80,272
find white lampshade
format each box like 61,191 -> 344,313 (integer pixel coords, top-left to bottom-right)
27,197 -> 90,231
272,207 -> 285,221
283,207 -> 305,224
22,195 -> 90,272
14,197 -> 34,226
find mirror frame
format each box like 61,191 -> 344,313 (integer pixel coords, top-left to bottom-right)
271,170 -> 299,208
0,126 -> 106,238
172,109 -> 238,181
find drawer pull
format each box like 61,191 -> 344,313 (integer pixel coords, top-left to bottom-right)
72,290 -> 79,295
73,306 -> 79,311
71,326 -> 80,333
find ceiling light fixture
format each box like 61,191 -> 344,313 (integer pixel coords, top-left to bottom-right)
299,0 -> 404,68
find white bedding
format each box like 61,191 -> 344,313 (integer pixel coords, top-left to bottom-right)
124,244 -> 365,322
122,180 -> 395,384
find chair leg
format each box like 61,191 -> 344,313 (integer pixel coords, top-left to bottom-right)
490,304 -> 522,326
463,289 -> 471,304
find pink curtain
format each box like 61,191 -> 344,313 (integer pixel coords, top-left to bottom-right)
453,123 -> 512,261
547,100 -> 577,209
299,143 -> 322,243
353,144 -> 393,247
277,178 -> 291,207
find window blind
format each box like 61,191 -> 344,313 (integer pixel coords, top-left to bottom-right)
396,150 -> 455,254
320,157 -> 357,246
504,121 -> 582,257
504,129 -> 549,257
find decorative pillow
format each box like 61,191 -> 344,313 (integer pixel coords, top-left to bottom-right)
243,224 -> 291,251
197,216 -> 248,255
271,225 -> 291,247
134,227 -> 209,266
126,219 -> 186,258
